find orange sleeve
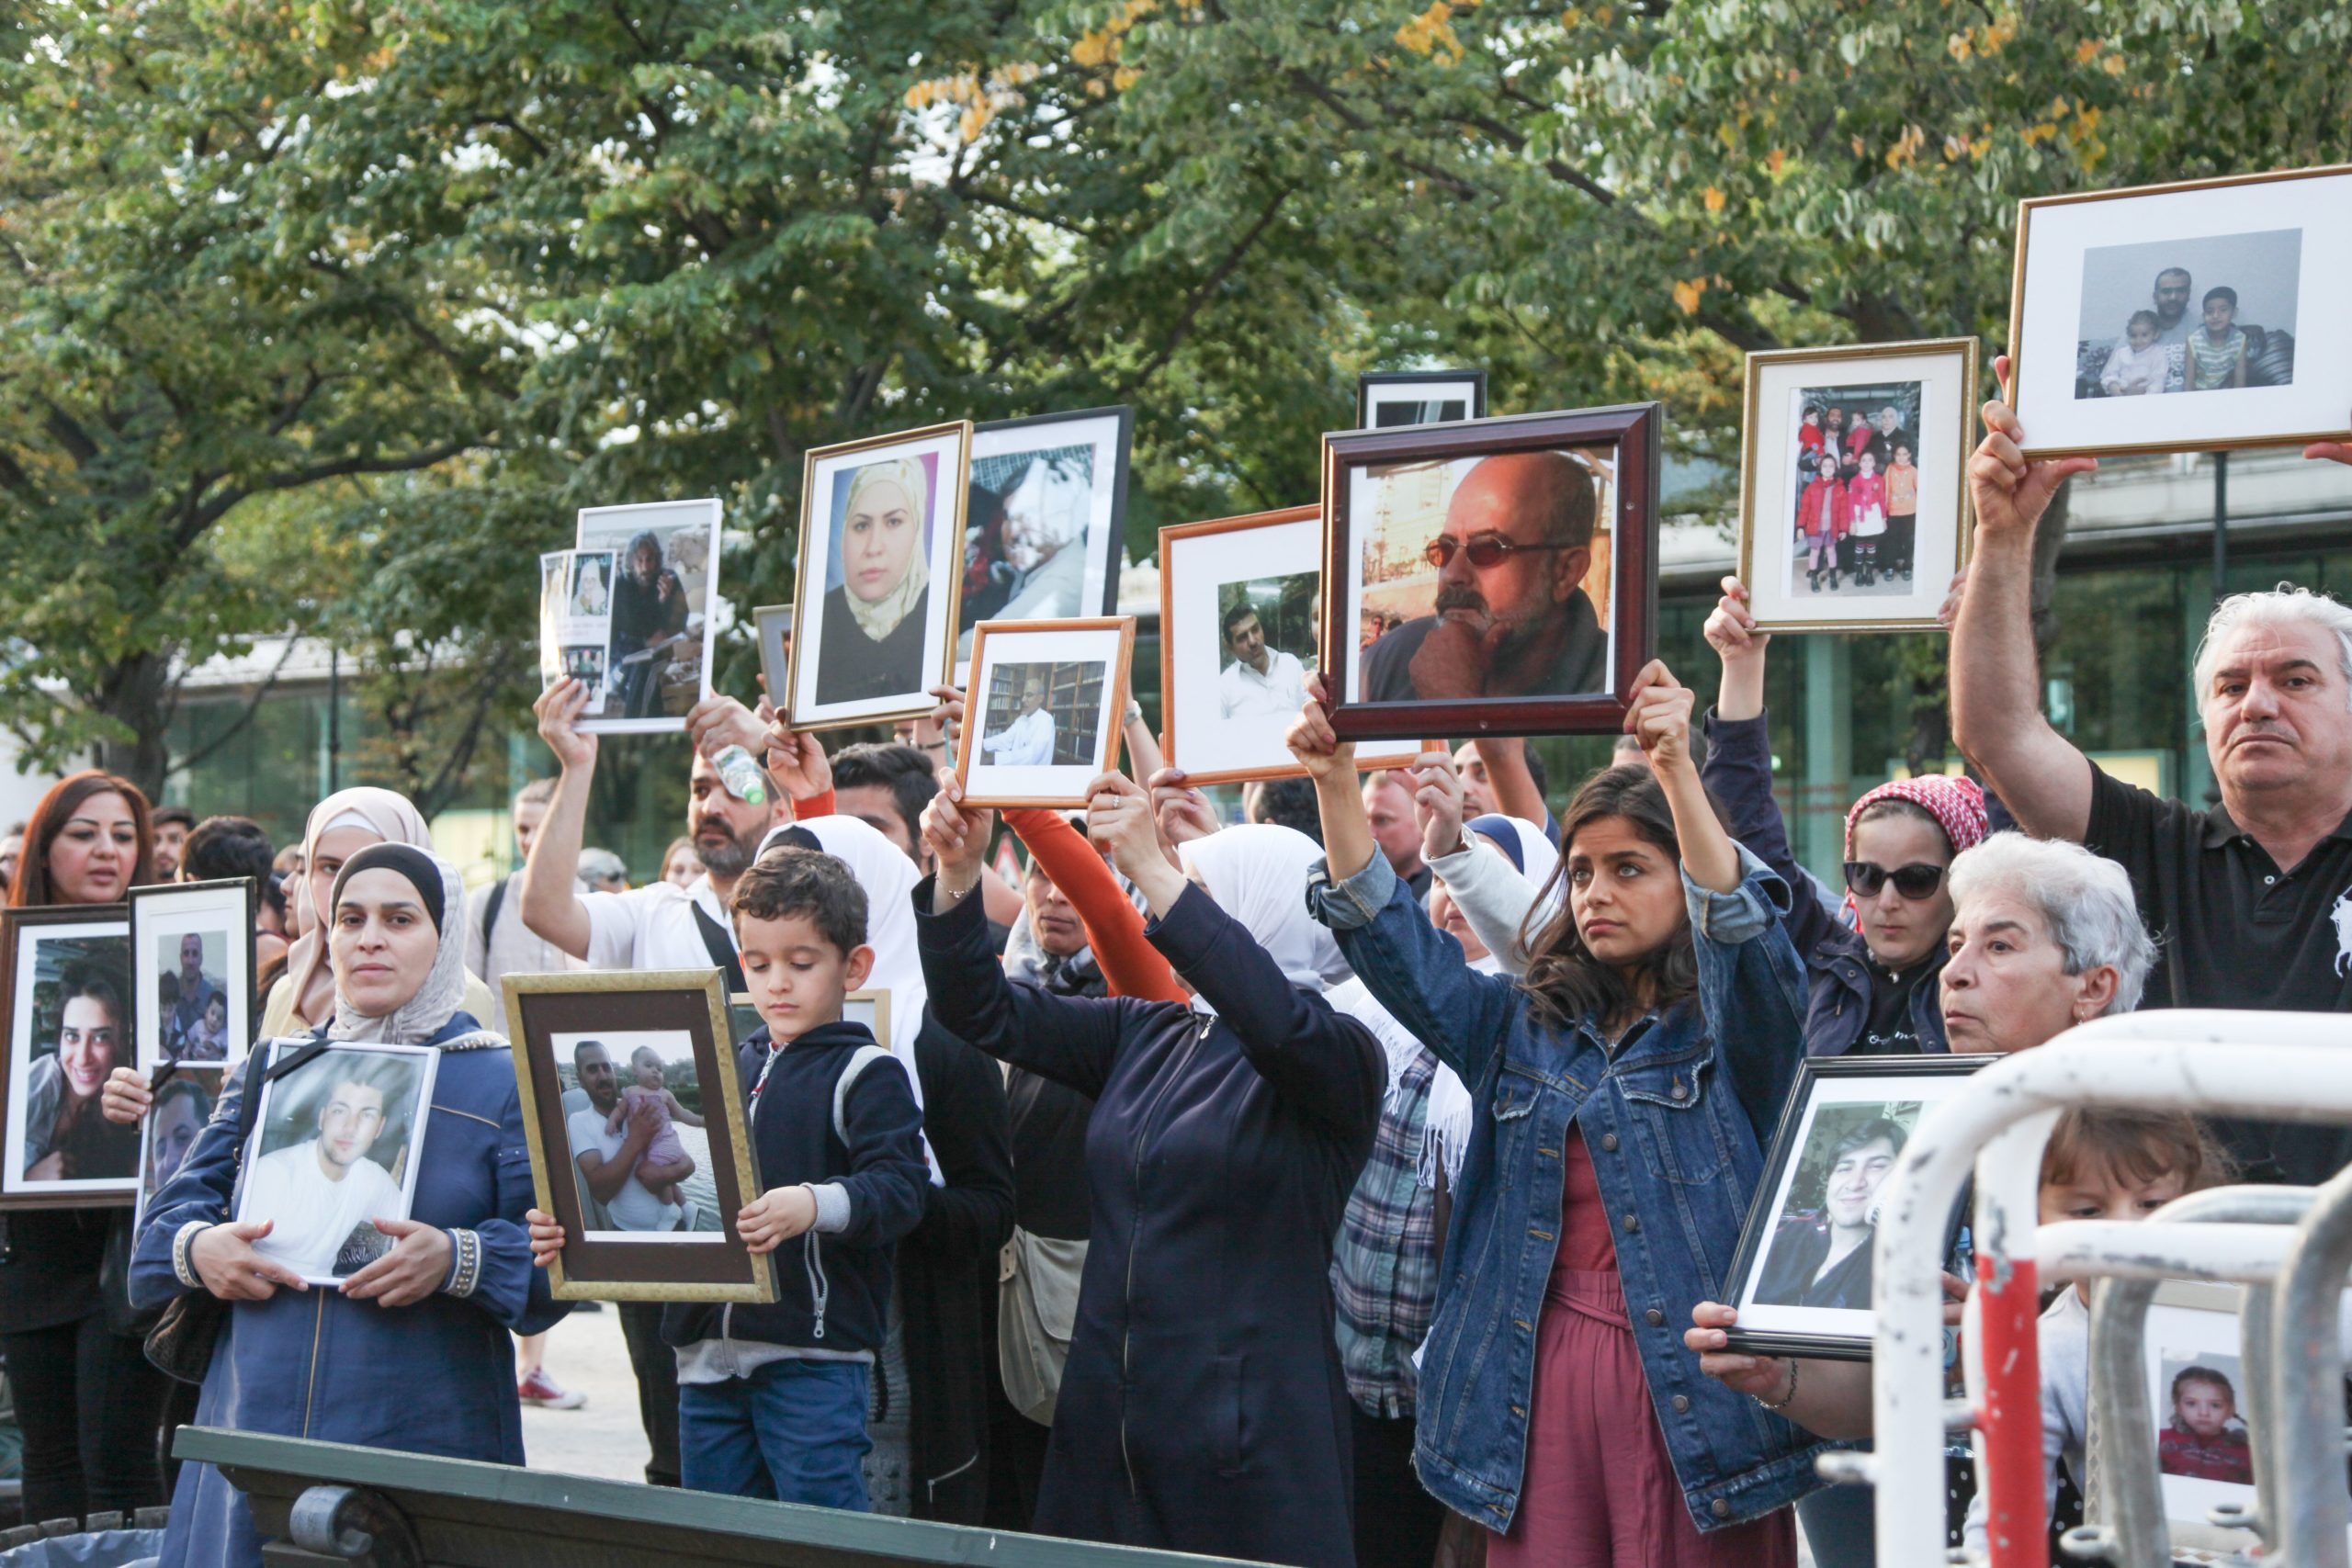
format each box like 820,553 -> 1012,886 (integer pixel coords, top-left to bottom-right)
790,788 -> 836,822
1001,808 -> 1186,1003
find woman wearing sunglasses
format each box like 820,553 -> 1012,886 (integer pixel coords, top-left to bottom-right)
1702,576 -> 1998,1062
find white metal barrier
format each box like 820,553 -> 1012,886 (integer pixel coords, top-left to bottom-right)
1860,1011 -> 2352,1568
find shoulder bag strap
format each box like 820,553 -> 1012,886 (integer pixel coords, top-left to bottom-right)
690,899 -> 748,996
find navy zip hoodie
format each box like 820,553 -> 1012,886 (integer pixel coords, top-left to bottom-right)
662,1020 -> 927,1359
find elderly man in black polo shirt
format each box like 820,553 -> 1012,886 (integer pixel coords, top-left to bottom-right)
1952,375 -> 2352,1181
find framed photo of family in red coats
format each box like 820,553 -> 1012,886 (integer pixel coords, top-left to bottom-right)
1736,337 -> 1979,635
1318,403 -> 1661,742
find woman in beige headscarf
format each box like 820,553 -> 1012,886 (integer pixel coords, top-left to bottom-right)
815,456 -> 933,705
258,787 -> 498,1037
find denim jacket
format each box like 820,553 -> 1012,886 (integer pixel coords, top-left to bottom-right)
1308,842 -> 1826,1534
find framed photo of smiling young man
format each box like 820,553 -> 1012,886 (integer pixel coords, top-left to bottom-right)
235,1041 -> 439,1286
1723,1055 -> 1994,1359
1320,404 -> 1661,742
788,422 -> 973,732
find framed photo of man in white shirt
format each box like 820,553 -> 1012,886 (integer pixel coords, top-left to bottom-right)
235,1043 -> 437,1286
955,618 -> 1136,808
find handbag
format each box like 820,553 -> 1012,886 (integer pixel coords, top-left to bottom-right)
143,1038 -> 325,1384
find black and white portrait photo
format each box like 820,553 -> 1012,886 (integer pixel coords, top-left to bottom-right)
238,1043 -> 435,1283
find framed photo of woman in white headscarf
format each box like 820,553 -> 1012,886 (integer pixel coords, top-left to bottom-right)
789,422 -> 972,731
956,407 -> 1134,682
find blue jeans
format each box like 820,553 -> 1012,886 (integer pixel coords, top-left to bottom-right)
679,1359 -> 873,1510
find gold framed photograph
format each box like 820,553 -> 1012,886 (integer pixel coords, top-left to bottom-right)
1736,337 -> 1979,633
954,617 -> 1136,808
503,969 -> 774,1303
2007,163 -> 2352,457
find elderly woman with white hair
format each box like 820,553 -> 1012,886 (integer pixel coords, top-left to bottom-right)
819,457 -> 934,705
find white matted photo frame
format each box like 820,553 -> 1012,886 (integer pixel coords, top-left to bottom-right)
571,500 -> 725,734
504,969 -> 774,1303
1723,1054 -> 1995,1360
956,407 -> 1134,682
955,618 -> 1136,808
0,905 -> 137,1208
235,1040 -> 440,1286
730,987 -> 889,1053
1357,370 -> 1488,431
752,604 -> 793,709
2008,164 -> 2352,457
1158,506 -> 1430,785
130,878 -> 255,1073
1737,338 -> 1979,632
789,422 -> 973,731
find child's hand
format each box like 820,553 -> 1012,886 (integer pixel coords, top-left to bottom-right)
738,1185 -> 818,1255
526,1209 -> 566,1269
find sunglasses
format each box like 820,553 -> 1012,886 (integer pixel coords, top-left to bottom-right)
1423,533 -> 1580,570
1844,861 -> 1946,900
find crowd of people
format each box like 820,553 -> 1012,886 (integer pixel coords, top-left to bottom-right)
2,390 -> 2346,1567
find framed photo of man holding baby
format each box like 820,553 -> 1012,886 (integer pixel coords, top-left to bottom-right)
1736,338 -> 1979,633
2007,164 -> 2352,457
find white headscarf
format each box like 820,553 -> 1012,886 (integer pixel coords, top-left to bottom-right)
841,457 -> 932,643
1175,825 -> 1352,1009
283,787 -> 435,1030
754,815 -> 940,1182
324,848 -> 477,1046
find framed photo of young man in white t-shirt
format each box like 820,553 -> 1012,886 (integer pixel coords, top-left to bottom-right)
235,1042 -> 438,1287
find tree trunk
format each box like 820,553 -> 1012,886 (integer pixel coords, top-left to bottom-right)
93,650 -> 175,800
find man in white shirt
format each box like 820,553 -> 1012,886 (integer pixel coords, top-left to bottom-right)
1217,604 -> 1307,719
980,684 -> 1057,767
565,1039 -> 686,1233
243,1067 -> 406,1280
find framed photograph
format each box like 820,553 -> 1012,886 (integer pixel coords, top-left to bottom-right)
130,878 -> 255,1072
2008,164 -> 2352,457
788,422 -> 973,731
956,407 -> 1134,682
234,1041 -> 440,1286
503,970 -> 773,1303
955,618 -> 1136,808
1320,404 -> 1661,742
134,1065 -> 222,1233
752,604 -> 793,708
1357,370 -> 1488,430
1723,1055 -> 1996,1360
0,906 -> 137,1206
1736,339 -> 1979,632
566,500 -> 725,734
1159,506 -> 1432,785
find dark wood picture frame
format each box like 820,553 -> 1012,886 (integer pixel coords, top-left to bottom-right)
954,616 -> 1137,808
960,405 -> 1136,681
504,969 -> 775,1303
0,903 -> 137,1210
1722,1054 -> 1995,1361
752,604 -> 793,710
1158,505 -> 1430,786
1318,402 -> 1662,742
129,876 -> 258,1073
1355,369 -> 1490,430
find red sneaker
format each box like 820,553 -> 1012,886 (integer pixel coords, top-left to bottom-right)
517,1368 -> 585,1409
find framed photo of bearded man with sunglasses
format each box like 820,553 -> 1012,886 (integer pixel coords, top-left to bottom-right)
1321,404 -> 1661,739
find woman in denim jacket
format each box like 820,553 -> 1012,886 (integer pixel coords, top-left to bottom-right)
1292,662 -> 1819,1564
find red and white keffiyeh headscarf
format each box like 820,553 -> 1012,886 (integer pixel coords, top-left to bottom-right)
1842,773 -> 1990,863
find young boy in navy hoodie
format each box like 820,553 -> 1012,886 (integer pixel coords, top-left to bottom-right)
527,849 -> 926,1509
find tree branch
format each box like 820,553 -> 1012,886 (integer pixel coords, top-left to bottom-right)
167,635 -> 301,774
1115,185 -> 1293,396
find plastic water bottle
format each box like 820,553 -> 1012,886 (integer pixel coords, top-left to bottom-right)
714,745 -> 768,806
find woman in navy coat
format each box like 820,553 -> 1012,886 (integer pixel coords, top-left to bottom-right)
917,773 -> 1383,1568
130,844 -> 563,1568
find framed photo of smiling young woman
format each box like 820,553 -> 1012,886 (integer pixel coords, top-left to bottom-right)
787,422 -> 973,732
1723,1055 -> 1994,1359
0,905 -> 138,1207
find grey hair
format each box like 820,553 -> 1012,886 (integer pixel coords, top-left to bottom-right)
1947,833 -> 2154,1014
2191,584 -> 2352,713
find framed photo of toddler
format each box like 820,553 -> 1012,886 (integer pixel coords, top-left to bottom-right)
129,878 -> 256,1074
1736,338 -> 1979,633
1158,506 -> 1431,785
787,422 -> 973,733
1722,1054 -> 1996,1361
2007,163 -> 2352,457
954,617 -> 1136,809
1320,403 -> 1661,742
503,969 -> 775,1303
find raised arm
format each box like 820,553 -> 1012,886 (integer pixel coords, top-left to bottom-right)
519,679 -> 598,961
1949,359 -> 2100,840
1629,661 -> 1738,895
1001,807 -> 1184,1002
1290,674 -> 1377,884
1470,737 -> 1549,829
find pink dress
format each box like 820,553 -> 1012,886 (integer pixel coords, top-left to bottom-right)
1489,1134 -> 1798,1568
613,1086 -> 685,1168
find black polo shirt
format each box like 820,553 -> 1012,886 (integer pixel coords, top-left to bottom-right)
2085,764 -> 2352,1184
